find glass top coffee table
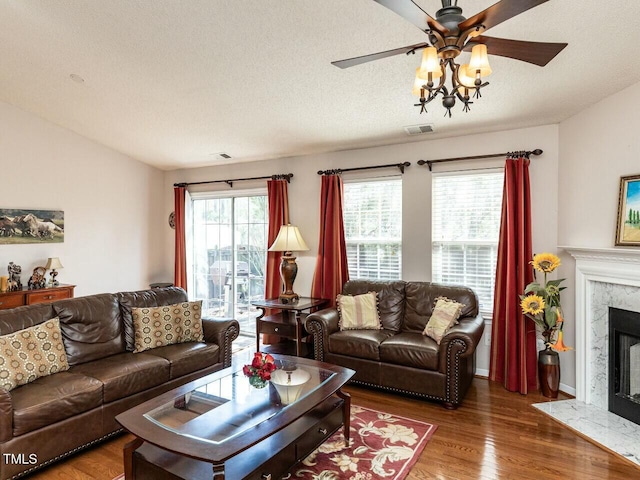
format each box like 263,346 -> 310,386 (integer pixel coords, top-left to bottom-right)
116,355 -> 354,480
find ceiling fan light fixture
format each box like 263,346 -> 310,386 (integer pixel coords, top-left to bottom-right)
419,46 -> 442,77
412,70 -> 426,97
457,64 -> 476,89
469,44 -> 492,77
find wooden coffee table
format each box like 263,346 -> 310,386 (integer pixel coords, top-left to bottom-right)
116,355 -> 354,480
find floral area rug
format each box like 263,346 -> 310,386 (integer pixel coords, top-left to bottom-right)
112,406 -> 436,480
292,405 -> 437,480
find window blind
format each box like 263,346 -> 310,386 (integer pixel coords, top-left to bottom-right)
344,178 -> 402,280
432,170 -> 504,314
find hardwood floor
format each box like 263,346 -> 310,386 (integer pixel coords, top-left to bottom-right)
27,376 -> 639,480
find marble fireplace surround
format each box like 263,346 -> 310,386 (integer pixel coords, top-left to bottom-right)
532,247 -> 640,466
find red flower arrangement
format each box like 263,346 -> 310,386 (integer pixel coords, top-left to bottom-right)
243,352 -> 276,383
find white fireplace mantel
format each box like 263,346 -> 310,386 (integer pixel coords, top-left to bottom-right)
562,246 -> 640,405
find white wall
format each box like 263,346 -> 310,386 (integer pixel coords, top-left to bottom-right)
557,79 -> 640,392
0,101 -> 165,296
163,124 -> 560,376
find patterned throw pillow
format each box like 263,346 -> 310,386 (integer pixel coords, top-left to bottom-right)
423,296 -> 465,344
132,300 -> 204,353
337,292 -> 381,331
0,318 -> 69,391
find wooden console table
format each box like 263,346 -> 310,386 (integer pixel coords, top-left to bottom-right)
253,297 -> 329,357
0,284 -> 75,310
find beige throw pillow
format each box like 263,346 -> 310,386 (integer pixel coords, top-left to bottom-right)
132,300 -> 204,353
337,292 -> 381,331
0,318 -> 69,391
423,297 -> 465,344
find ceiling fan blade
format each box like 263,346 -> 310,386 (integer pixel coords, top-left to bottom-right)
373,0 -> 448,34
458,0 -> 549,33
464,36 -> 567,67
332,42 -> 429,69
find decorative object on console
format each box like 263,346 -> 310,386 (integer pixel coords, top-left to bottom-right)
520,252 -> 572,398
331,0 -> 567,116
45,257 -> 63,286
268,224 -> 309,304
0,276 -> 8,293
7,262 -> 22,292
615,174 -> 640,246
271,366 -> 311,405
0,208 -> 64,244
243,352 -> 276,388
27,266 -> 47,290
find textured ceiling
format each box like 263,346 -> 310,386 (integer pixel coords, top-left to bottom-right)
1,0 -> 639,170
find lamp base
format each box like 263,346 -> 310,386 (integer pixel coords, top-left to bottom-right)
278,292 -> 299,305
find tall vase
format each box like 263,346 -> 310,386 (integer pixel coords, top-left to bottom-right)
538,346 -> 560,398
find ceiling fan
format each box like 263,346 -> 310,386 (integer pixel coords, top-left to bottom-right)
332,0 -> 568,116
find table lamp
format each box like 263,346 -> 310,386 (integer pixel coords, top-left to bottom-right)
268,224 -> 309,304
45,257 -> 63,286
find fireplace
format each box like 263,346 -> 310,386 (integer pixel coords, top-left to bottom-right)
609,307 -> 640,425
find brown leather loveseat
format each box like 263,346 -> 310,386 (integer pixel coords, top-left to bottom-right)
0,287 -> 239,480
304,280 -> 484,409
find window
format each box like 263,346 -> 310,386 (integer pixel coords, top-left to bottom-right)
343,178 -> 402,280
190,192 -> 268,338
432,170 -> 504,315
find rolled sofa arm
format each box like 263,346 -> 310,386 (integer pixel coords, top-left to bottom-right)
0,387 -> 12,443
202,317 -> 240,368
438,313 -> 485,373
304,308 -> 340,362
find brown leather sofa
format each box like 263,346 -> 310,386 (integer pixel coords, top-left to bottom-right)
304,280 -> 484,409
0,287 -> 239,480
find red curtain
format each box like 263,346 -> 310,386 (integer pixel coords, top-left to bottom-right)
173,186 -> 187,290
311,174 -> 349,307
263,179 -> 290,344
489,157 -> 536,393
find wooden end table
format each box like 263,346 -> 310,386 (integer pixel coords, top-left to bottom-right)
253,297 -> 329,357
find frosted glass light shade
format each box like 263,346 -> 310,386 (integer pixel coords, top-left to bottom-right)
412,69 -> 426,96
271,368 -> 311,405
457,64 -> 477,89
419,47 -> 443,78
268,224 -> 309,253
469,44 -> 492,77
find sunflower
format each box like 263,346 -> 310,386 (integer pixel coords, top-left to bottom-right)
531,253 -> 561,273
521,295 -> 545,316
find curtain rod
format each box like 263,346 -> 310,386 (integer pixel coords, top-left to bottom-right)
317,161 -> 411,176
174,173 -> 293,188
417,149 -> 543,171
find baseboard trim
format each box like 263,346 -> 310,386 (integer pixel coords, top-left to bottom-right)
475,368 -> 489,378
475,370 -> 576,396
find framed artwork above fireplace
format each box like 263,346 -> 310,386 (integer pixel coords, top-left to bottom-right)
616,174 -> 640,246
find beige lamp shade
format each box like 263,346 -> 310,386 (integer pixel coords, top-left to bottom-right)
45,257 -> 63,270
469,44 -> 492,77
457,64 -> 477,90
419,47 -> 443,78
268,224 -> 309,254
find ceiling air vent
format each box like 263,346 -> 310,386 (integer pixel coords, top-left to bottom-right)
210,152 -> 232,161
403,124 -> 434,136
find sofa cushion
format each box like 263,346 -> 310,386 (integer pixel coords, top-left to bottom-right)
337,292 -> 381,330
11,371 -> 103,436
70,352 -> 170,403
53,294 -> 125,366
118,287 -> 189,351
0,318 -> 69,391
328,329 -> 395,361
379,332 -> 439,370
342,280 -> 405,332
143,342 -> 220,379
131,301 -> 204,353
403,282 -> 478,333
423,297 -> 465,344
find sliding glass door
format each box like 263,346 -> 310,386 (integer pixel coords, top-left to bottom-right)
191,191 -> 268,338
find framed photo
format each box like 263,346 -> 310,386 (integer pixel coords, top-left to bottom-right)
615,174 -> 640,246
0,208 -> 64,244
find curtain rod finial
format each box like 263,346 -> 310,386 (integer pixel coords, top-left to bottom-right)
532,149 -> 543,156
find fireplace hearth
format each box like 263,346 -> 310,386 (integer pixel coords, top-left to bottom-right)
609,307 -> 640,426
